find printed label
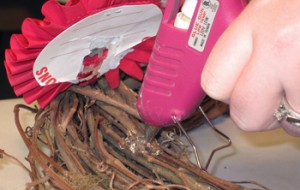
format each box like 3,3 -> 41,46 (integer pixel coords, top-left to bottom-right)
33,4 -> 162,86
188,0 -> 219,52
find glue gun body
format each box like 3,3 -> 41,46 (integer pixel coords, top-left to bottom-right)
137,0 -> 247,127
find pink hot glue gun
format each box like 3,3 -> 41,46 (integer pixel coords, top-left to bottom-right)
137,0 -> 247,127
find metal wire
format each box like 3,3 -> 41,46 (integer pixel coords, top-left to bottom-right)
172,115 -> 203,169
172,106 -> 232,171
172,106 -> 270,189
198,106 -> 232,171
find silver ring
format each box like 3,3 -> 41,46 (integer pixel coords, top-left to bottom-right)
274,97 -> 300,127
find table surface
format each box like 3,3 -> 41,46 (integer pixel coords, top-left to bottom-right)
1,98 -> 300,190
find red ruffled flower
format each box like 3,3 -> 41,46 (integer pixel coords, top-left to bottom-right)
4,0 -> 162,108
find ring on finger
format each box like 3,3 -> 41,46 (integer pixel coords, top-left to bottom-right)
274,96 -> 300,127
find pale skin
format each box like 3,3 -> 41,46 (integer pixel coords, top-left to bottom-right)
201,0 -> 300,136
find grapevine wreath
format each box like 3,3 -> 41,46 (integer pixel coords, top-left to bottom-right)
1,0 -> 263,189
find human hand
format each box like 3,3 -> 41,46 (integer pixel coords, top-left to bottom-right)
201,0 -> 300,136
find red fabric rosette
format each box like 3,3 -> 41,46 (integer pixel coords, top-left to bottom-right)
4,0 -> 162,108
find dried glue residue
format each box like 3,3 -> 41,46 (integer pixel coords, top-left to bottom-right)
121,136 -> 160,156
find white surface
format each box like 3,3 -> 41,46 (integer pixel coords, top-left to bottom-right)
185,116 -> 300,190
0,99 -> 32,190
1,98 -> 300,189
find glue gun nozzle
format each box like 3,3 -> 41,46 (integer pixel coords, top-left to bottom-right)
145,126 -> 161,142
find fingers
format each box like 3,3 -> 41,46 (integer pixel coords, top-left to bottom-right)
201,0 -> 300,135
278,48 -> 300,136
229,52 -> 282,131
201,12 -> 253,103
279,39 -> 300,112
